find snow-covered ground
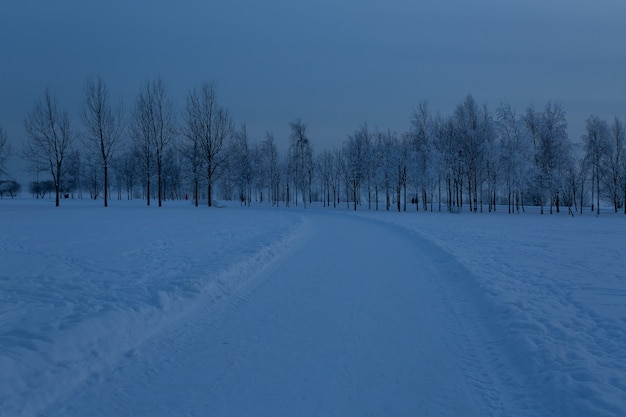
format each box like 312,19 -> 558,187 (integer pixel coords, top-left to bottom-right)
1,199 -> 625,416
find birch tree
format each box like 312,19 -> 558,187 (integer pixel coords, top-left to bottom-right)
344,124 -> 370,210
496,103 -> 534,213
410,102 -> 436,211
582,115 -> 611,215
527,102 -> 570,214
260,132 -> 280,206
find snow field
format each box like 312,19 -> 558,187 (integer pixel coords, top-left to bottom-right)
43,208 -> 519,416
0,199 -> 309,417
1,199 -> 625,417
355,208 -> 626,417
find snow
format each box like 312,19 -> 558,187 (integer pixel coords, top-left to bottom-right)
1,199 -> 625,416
353,207 -> 626,417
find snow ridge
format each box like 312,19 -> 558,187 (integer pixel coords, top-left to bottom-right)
0,203 -> 310,417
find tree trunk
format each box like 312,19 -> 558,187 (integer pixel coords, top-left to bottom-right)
396,186 -> 401,212
403,182 -> 407,212
104,163 -> 109,207
375,186 -> 379,211
596,173 -> 600,216
157,156 -> 163,207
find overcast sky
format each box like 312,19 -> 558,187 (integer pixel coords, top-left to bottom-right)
2,0 -> 625,178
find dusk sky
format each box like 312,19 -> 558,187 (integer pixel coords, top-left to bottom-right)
2,0 -> 625,178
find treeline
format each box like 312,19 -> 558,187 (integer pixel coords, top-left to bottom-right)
4,77 -> 626,214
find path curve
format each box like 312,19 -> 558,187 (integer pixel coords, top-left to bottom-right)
44,209 -> 544,417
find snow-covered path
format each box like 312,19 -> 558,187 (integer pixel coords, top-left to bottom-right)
42,210 -> 541,417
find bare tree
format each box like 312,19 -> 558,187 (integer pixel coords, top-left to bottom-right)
182,88 -> 206,206
0,127 -> 11,178
24,88 -> 73,206
344,126 -> 366,210
604,117 -> 625,212
79,76 -> 124,207
0,180 -> 20,198
288,119 -> 314,208
228,124 -> 253,205
131,84 -> 154,205
433,115 -> 458,212
260,132 -> 281,206
130,78 -> 176,206
317,149 -> 335,208
183,82 -> 233,207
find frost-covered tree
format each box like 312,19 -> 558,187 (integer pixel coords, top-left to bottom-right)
582,115 -> 611,215
249,143 -> 264,203
603,117 -> 625,213
542,103 -> 571,214
79,76 -> 124,207
317,149 -> 335,208
23,88 -> 74,206
433,115 -> 458,211
259,132 -> 280,206
526,102 -> 570,214
496,103 -> 534,213
374,129 -> 396,211
228,124 -> 253,205
409,102 -> 434,211
453,95 -> 491,213
288,119 -> 313,208
344,124 -> 371,210
374,129 -> 406,212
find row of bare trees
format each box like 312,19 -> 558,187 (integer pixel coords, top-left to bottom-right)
8,78 -> 626,214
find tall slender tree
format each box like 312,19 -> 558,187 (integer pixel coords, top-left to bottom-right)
130,78 -> 176,207
288,119 -> 313,208
260,132 -> 281,206
0,126 -> 11,178
184,82 -> 232,207
79,76 -> 124,207
582,115 -> 611,215
496,103 -> 534,213
604,117 -> 625,212
24,88 -> 73,206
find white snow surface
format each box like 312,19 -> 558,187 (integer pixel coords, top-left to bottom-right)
1,199 -> 625,417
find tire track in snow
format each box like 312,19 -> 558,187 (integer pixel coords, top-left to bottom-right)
43,209 -> 541,417
348,211 -> 555,417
